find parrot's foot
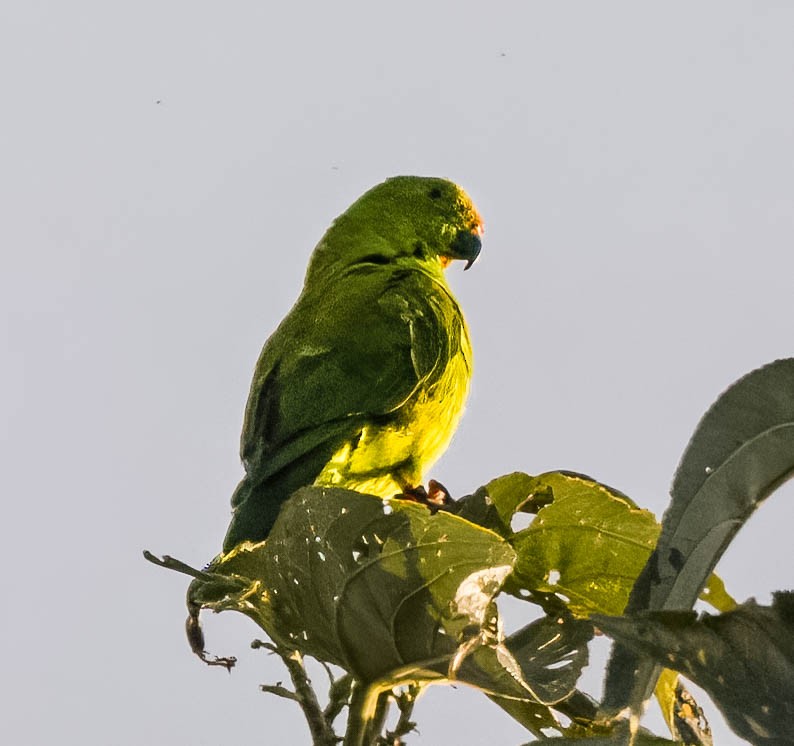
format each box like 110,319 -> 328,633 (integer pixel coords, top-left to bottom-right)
400,479 -> 453,513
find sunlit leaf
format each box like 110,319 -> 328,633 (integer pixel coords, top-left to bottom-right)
699,573 -> 737,613
509,471 -> 659,616
453,471 -> 543,536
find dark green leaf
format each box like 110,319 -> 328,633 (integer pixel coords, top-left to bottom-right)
504,613 -> 593,705
603,358 -> 794,715
451,640 -> 568,737
595,593 -> 794,746
634,358 -> 794,614
420,611 -> 592,737
489,695 -> 567,739
433,612 -> 591,704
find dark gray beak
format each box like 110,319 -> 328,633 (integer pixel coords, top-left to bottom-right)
448,228 -> 483,270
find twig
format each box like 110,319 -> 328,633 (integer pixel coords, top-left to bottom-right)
260,683 -> 301,702
324,673 -> 354,725
142,550 -> 216,581
380,685 -> 420,745
252,640 -> 339,746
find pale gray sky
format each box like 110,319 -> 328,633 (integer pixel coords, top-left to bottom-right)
3,2 -> 793,744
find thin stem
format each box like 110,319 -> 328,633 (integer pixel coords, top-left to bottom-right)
380,685 -> 420,745
253,640 -> 338,746
345,681 -> 385,746
369,692 -> 391,743
324,674 -> 354,726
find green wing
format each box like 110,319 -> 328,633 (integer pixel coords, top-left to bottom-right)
223,266 -> 456,548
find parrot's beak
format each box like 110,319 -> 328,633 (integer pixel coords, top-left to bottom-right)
447,228 -> 483,271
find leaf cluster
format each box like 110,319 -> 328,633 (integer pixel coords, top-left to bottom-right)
147,358 -> 794,745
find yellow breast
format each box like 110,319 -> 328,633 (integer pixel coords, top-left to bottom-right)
315,324 -> 471,498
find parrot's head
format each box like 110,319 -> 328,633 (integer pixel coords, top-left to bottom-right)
307,176 -> 484,282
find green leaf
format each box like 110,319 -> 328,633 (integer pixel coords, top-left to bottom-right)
603,358 -> 794,715
452,640 -> 569,738
429,616 -> 591,738
427,612 -> 593,737
595,593 -> 794,746
488,695 -> 568,739
453,471 -> 546,536
509,472 -> 660,616
699,573 -> 737,614
634,358 -> 794,614
503,613 -> 594,705
181,487 -> 606,739
191,487 -> 515,684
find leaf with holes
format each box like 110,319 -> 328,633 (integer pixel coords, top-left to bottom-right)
508,471 -> 660,616
452,471 -> 544,536
189,487 -> 515,684
421,612 -> 593,738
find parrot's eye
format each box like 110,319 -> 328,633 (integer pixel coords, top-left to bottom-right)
428,187 -> 443,200
357,253 -> 390,265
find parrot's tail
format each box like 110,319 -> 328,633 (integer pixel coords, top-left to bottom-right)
222,476 -> 284,552
222,441 -> 336,552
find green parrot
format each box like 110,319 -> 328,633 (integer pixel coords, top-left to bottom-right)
222,175 -> 483,552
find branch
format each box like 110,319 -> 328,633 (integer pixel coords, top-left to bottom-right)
260,683 -> 300,702
323,669 -> 354,726
379,685 -> 420,745
252,640 -> 339,746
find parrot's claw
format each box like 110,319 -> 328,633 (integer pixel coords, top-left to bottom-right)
427,478 -> 453,507
400,479 -> 453,513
